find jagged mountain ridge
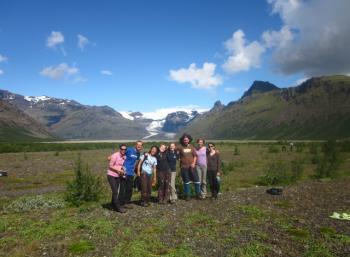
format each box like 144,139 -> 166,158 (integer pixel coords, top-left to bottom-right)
179,75 -> 350,140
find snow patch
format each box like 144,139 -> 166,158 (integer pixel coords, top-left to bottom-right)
143,119 -> 165,139
119,111 -> 135,120
139,105 -> 208,120
24,96 -> 51,103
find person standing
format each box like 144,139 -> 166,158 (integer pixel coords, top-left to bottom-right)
196,138 -> 207,199
207,143 -> 221,200
107,144 -> 127,213
123,140 -> 143,208
178,133 -> 201,200
168,142 -> 178,203
137,146 -> 158,207
157,144 -> 171,204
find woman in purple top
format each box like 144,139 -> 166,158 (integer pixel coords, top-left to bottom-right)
196,138 -> 207,199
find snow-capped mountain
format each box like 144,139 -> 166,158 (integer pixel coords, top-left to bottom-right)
120,106 -> 208,139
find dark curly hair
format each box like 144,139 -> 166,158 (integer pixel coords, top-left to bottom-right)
179,133 -> 193,145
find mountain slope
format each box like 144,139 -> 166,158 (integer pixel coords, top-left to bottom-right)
180,75 -> 350,140
0,100 -> 54,141
0,90 -> 148,140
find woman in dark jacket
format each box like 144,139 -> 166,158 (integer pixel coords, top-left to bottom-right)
207,142 -> 221,199
157,144 -> 171,204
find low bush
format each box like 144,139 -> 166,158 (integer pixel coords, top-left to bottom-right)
65,154 -> 103,206
257,158 -> 304,186
4,195 -> 65,213
233,145 -> 240,155
221,161 -> 235,174
314,140 -> 341,179
268,145 -> 279,153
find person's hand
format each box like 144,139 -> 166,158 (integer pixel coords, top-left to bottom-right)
191,163 -> 195,169
137,171 -> 141,177
152,178 -> 157,187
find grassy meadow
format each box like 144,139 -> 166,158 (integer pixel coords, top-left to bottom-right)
0,141 -> 349,257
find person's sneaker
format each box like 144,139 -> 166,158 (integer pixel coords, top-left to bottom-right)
170,200 -> 176,204
196,194 -> 202,200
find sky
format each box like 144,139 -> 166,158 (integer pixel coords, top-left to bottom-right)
0,0 -> 349,113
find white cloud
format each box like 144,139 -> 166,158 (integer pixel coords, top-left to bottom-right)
224,87 -> 239,93
47,31 -> 64,48
0,69 -> 4,75
262,26 -> 294,48
222,30 -> 265,74
101,70 -> 113,76
77,34 -> 90,51
295,77 -> 308,85
266,0 -> 350,76
169,62 -> 222,89
40,63 -> 79,80
0,54 -> 8,63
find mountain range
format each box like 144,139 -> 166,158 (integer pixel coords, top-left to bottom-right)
1,75 -> 349,141
0,89 -> 201,141
180,75 -> 350,140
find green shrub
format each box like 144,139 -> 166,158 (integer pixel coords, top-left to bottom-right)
221,161 -> 235,174
268,145 -> 279,153
233,145 -> 240,155
258,161 -> 289,186
311,154 -> 321,164
308,143 -> 318,155
65,154 -> 103,206
54,151 -> 60,156
290,159 -> 304,182
4,195 -> 65,213
258,158 -> 304,186
314,140 -> 341,179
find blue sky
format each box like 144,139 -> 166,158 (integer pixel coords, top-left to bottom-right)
0,0 -> 349,112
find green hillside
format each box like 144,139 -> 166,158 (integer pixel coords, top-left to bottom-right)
180,75 -> 350,140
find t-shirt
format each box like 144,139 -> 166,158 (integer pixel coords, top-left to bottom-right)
107,152 -> 126,177
178,144 -> 197,168
196,146 -> 207,167
124,147 -> 140,176
140,154 -> 157,175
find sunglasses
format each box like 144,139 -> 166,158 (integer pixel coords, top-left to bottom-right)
120,148 -> 127,151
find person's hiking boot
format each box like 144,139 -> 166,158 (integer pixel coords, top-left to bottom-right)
116,207 -> 127,213
196,194 -> 202,200
124,204 -> 134,209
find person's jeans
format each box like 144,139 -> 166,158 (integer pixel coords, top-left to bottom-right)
141,172 -> 152,203
181,167 -> 200,197
169,171 -> 178,201
196,165 -> 207,197
158,170 -> 171,203
124,175 -> 134,204
207,170 -> 219,197
107,175 -> 126,210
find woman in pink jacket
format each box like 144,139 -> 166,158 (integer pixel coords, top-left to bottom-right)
107,144 -> 127,213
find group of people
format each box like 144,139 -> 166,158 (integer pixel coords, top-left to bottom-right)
107,133 -> 221,213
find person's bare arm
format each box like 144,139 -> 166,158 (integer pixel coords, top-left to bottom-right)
137,158 -> 142,177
